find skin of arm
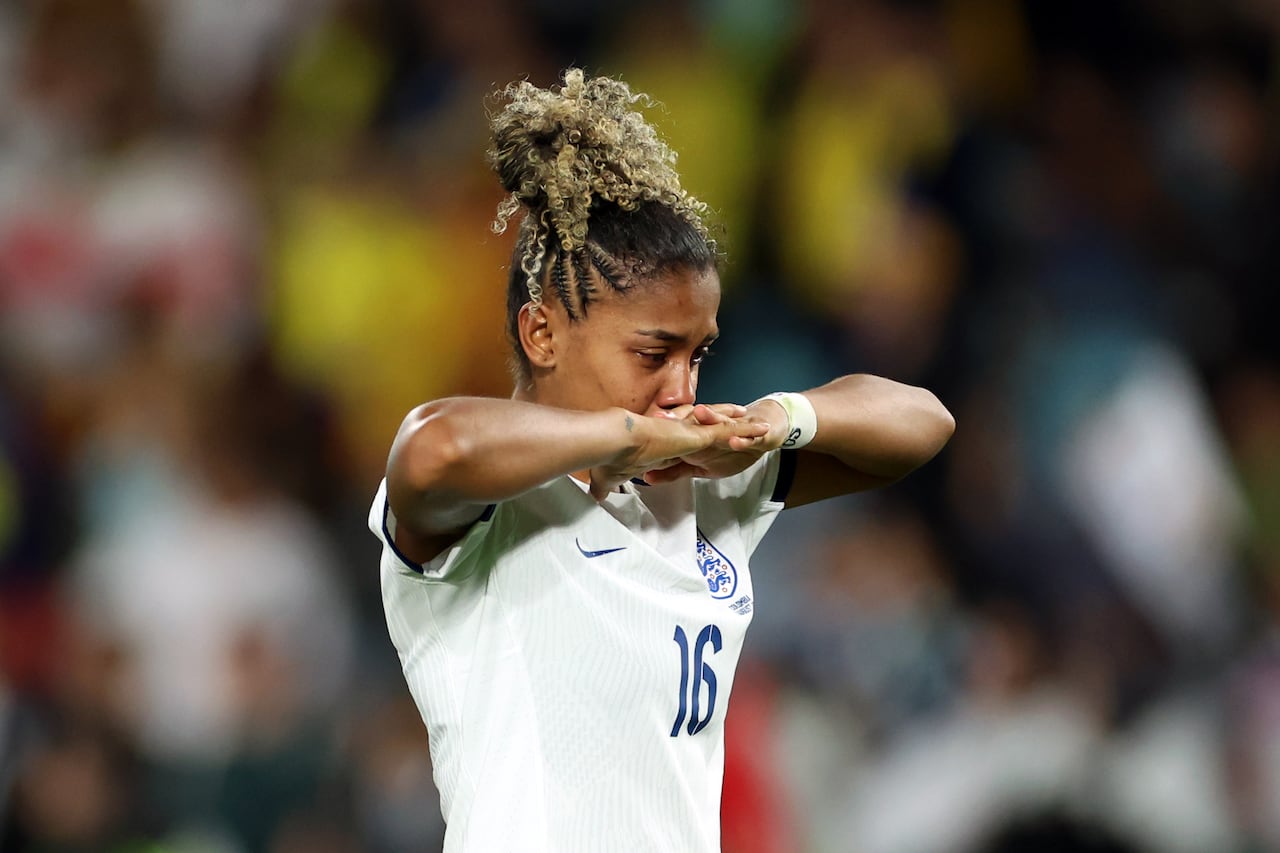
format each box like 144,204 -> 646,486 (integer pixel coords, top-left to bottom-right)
385,397 -> 769,562
760,374 -> 956,506
645,374 -> 955,507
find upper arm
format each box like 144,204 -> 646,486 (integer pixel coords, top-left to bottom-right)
386,404 -> 492,563
783,451 -> 899,509
383,499 -> 488,565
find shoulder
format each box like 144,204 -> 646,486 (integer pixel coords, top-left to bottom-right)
369,476 -> 588,581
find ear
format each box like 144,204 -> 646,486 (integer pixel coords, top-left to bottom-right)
517,301 -> 558,369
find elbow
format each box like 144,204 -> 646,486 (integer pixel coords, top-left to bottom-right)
915,389 -> 955,463
872,386 -> 954,477
391,400 -> 472,496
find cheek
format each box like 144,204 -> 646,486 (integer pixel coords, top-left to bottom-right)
614,361 -> 655,405
595,356 -> 661,410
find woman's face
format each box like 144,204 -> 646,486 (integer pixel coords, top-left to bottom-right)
526,265 -> 721,416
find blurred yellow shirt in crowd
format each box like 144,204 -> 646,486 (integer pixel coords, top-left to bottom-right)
268,183 -> 509,478
776,61 -> 953,310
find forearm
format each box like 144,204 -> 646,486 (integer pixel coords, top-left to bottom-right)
751,375 -> 955,481
805,374 -> 954,478
388,397 -> 637,522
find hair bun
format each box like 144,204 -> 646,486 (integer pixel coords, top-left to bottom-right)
486,68 -> 704,253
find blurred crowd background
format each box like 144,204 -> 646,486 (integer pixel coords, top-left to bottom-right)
1,0 -> 1278,851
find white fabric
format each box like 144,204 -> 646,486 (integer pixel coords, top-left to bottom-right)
74,488 -> 354,762
1059,343 -> 1245,648
757,392 -> 818,449
370,451 -> 789,852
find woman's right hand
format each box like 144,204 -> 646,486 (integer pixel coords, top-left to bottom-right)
587,407 -> 769,500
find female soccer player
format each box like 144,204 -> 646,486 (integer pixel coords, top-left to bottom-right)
369,69 -> 954,851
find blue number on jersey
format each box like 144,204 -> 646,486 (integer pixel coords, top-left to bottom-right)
670,623 -> 722,737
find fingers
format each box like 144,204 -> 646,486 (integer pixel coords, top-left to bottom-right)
692,403 -> 748,424
630,410 -> 768,479
589,478 -> 609,502
654,403 -> 747,425
718,418 -> 770,444
654,404 -> 697,422
643,462 -> 702,485
681,418 -> 767,458
593,454 -> 683,500
676,418 -> 766,456
589,469 -> 623,501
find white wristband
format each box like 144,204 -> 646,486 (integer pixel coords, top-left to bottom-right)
756,391 -> 818,449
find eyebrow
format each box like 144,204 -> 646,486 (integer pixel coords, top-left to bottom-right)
634,328 -> 719,345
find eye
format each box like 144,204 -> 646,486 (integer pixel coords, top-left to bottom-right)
637,350 -> 667,367
691,346 -> 714,366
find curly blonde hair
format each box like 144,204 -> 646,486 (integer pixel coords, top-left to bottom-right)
487,68 -> 713,309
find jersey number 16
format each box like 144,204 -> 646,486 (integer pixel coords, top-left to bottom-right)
670,624 -> 721,737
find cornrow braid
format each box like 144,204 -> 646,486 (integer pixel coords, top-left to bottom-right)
569,249 -> 594,316
550,247 -> 577,321
587,244 -> 625,292
489,68 -> 719,386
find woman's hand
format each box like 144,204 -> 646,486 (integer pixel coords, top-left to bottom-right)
638,401 -> 789,486
587,406 -> 770,500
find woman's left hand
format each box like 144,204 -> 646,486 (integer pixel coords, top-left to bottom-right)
642,402 -> 788,484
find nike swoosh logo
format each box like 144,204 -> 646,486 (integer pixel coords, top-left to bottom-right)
575,538 -> 627,558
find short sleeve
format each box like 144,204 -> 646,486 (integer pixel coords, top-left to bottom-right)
367,478 -> 498,583
693,450 -> 798,556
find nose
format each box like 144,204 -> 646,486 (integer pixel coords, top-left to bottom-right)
656,362 -> 697,411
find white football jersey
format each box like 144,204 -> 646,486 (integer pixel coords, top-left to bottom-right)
369,449 -> 795,852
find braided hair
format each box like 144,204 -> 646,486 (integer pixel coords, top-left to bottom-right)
487,68 -> 717,384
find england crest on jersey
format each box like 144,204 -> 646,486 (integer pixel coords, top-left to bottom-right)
695,529 -> 737,599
